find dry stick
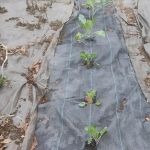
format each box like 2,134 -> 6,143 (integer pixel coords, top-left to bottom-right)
1,44 -> 8,78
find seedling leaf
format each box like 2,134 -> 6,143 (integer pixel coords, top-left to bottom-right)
85,53 -> 90,64
79,102 -> 86,107
78,14 -> 86,24
95,30 -> 105,36
94,62 -> 100,66
74,32 -> 86,41
95,132 -> 99,141
88,138 -> 92,144
96,100 -> 101,106
80,51 -> 86,60
89,89 -> 96,99
84,91 -> 89,96
100,127 -> 108,136
90,52 -> 97,58
85,125 -> 97,135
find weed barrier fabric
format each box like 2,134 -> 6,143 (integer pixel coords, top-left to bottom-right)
35,1 -> 150,150
0,0 -> 73,149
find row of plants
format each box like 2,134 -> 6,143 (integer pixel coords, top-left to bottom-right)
73,0 -> 111,149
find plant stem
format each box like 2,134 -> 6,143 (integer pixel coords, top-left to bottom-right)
93,6 -> 99,16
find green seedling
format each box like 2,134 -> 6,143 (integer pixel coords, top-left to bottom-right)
0,75 -> 11,88
85,125 -> 108,145
74,15 -> 105,42
79,89 -> 101,107
82,0 -> 111,18
80,51 -> 99,68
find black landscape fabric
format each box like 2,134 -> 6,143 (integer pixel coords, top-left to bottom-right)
35,1 -> 150,150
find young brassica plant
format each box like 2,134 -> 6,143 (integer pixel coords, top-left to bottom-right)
82,0 -> 111,18
74,15 -> 105,42
85,125 -> 108,145
80,51 -> 99,68
0,75 -> 11,88
79,89 -> 101,107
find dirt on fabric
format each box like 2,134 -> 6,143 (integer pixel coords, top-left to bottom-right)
50,20 -> 62,31
118,3 -> 137,25
118,98 -> 127,113
104,8 -> 111,14
0,117 -> 25,145
0,6 -> 7,13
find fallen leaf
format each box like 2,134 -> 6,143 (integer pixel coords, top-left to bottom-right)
17,123 -> 29,133
66,1 -> 71,5
30,136 -> 37,150
147,75 -> 150,79
145,118 -> 150,121
35,65 -> 40,73
74,5 -> 78,10
84,96 -> 92,106
0,53 -> 2,57
0,139 -> 12,144
21,45 -> 26,54
0,145 -> 7,150
29,65 -> 33,72
21,135 -> 25,138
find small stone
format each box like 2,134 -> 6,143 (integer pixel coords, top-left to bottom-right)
134,53 -> 138,56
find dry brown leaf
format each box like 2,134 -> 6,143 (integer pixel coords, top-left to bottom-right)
147,75 -> 150,79
33,74 -> 36,79
33,60 -> 40,66
17,123 -> 29,134
66,2 -> 71,5
84,96 -> 92,106
29,65 -> 33,72
145,118 -> 150,121
0,139 -> 12,144
35,66 -> 40,73
30,136 -> 37,150
0,53 -> 2,57
21,45 -> 26,54
0,145 -> 7,150
74,5 -> 78,10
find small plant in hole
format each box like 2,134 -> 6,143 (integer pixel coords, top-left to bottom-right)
80,51 -> 99,69
74,15 -> 105,42
0,75 -> 11,88
79,89 -> 101,107
82,0 -> 111,18
84,125 -> 108,149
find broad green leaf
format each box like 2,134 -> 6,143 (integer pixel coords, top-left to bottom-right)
100,127 -> 108,136
82,4 -> 90,7
85,53 -> 90,63
78,23 -> 86,30
88,0 -> 94,9
74,32 -> 86,41
95,132 -> 99,141
79,102 -> 86,107
95,0 -> 100,2
78,15 -> 86,24
90,52 -> 97,58
80,51 -> 86,60
85,125 -> 97,135
91,18 -> 97,29
96,100 -> 101,106
94,62 -> 100,66
89,89 -> 96,99
95,30 -> 105,36
84,91 -> 89,96
88,138 -> 92,144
